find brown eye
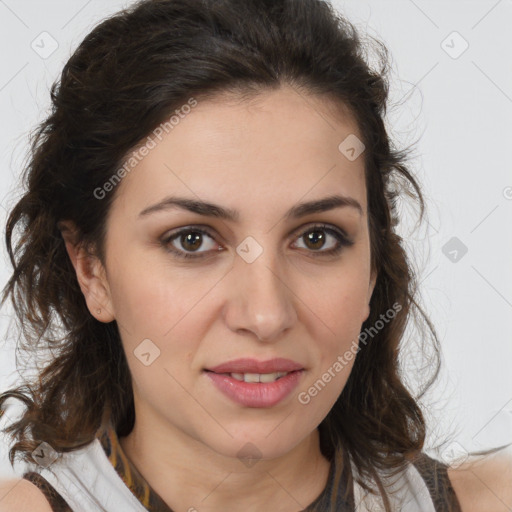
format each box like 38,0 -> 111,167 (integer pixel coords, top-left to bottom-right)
303,229 -> 327,250
293,224 -> 354,256
161,227 -> 220,259
180,232 -> 203,251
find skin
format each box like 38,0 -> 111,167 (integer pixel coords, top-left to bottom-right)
0,479 -> 53,512
448,444 -> 512,511
61,84 -> 377,511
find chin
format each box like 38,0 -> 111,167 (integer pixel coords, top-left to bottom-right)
200,428 -> 309,465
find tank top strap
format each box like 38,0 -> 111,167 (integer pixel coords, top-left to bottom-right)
19,436 -> 150,511
23,470 -> 73,512
411,453 -> 462,512
350,452 -> 461,512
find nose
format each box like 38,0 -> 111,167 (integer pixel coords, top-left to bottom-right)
223,246 -> 298,342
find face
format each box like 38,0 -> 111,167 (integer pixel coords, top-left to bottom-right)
68,85 -> 377,461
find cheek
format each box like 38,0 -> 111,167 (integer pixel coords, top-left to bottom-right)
308,268 -> 370,328
296,285 -> 366,413
105,252 -> 218,387
301,266 -> 370,370
107,249 -> 205,339
108,261 -> 201,402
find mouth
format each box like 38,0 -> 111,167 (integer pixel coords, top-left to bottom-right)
203,358 -> 305,408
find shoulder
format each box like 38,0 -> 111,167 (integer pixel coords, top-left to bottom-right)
0,477 -> 53,512
447,444 -> 512,512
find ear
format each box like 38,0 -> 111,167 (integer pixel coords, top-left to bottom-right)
58,220 -> 115,323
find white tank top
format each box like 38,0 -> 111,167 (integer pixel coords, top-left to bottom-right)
19,432 -> 439,512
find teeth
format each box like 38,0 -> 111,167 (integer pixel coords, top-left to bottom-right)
259,372 -> 288,383
229,372 -> 289,383
244,373 -> 260,383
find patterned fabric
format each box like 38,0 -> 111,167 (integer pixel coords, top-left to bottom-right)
96,425 -> 172,511
21,421 -> 461,512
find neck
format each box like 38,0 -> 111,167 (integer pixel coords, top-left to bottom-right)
119,412 -> 332,512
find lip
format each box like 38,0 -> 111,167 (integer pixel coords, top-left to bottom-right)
204,358 -> 305,408
206,358 -> 304,374
205,369 -> 304,408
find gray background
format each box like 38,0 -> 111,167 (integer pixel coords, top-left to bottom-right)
1,0 -> 511,478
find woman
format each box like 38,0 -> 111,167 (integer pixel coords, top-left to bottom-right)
0,0 -> 509,510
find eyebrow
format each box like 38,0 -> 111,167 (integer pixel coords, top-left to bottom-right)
138,194 -> 363,220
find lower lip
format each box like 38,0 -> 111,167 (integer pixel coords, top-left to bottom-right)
205,370 -> 304,408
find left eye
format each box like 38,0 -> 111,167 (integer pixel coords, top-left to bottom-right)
292,225 -> 348,253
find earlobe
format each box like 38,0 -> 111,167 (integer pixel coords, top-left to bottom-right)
58,220 -> 115,323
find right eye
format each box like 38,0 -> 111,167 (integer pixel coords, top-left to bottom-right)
161,226 -> 223,259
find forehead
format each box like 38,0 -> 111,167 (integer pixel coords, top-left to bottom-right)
112,85 -> 367,221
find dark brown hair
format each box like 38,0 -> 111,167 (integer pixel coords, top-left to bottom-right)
1,0 -> 446,507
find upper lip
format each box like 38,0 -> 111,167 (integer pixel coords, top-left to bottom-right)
206,358 -> 304,374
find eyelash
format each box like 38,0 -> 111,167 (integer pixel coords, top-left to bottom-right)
160,223 -> 354,260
